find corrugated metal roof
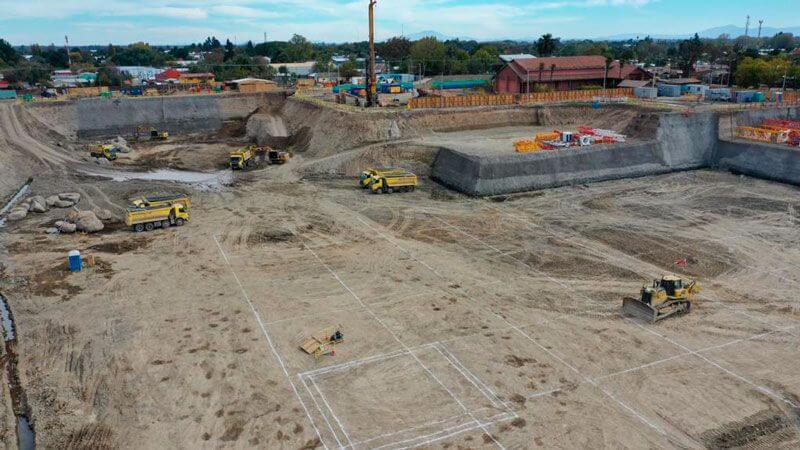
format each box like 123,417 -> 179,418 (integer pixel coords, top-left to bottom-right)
618,79 -> 651,88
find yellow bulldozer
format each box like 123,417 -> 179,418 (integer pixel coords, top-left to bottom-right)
623,275 -> 700,323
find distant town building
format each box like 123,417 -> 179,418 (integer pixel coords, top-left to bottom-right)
498,54 -> 535,63
179,72 -> 216,85
116,66 -> 163,81
270,62 -> 316,77
229,78 -> 279,93
155,68 -> 184,83
494,55 -> 651,93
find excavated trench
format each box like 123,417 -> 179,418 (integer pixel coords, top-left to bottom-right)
1,292 -> 35,449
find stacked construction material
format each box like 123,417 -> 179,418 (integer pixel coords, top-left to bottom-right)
736,119 -> 800,146
514,127 -> 627,153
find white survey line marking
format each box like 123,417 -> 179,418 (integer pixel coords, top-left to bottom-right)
212,235 -> 329,449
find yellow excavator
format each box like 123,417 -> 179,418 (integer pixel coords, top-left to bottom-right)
623,275 -> 700,323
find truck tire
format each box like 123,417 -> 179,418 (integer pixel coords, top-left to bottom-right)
175,218 -> 185,226
145,222 -> 154,232
134,223 -> 144,232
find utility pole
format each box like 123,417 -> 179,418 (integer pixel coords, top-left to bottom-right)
757,20 -> 763,39
366,0 -> 378,107
64,35 -> 72,67
745,15 -> 750,38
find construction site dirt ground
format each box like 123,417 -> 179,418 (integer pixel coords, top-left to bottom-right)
415,125 -> 636,156
2,163 -> 800,448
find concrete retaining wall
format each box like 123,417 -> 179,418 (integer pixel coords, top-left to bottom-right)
26,93 -> 285,139
715,141 -> 800,186
433,112 -> 717,196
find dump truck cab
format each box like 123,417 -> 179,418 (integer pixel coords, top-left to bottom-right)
359,167 -> 406,188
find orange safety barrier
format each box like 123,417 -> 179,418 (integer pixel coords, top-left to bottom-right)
407,88 -> 633,109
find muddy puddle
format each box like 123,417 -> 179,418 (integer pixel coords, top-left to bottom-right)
0,178 -> 33,228
80,168 -> 233,190
1,293 -> 36,449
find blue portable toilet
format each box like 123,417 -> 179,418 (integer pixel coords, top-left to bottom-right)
68,250 -> 82,272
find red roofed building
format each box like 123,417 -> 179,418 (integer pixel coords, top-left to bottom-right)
155,68 -> 183,83
494,55 -> 651,93
791,47 -> 800,58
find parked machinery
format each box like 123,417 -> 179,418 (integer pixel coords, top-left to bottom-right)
369,171 -> 418,194
89,144 -> 119,161
623,275 -> 700,323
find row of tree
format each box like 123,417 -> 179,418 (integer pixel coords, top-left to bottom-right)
1,31 -> 798,87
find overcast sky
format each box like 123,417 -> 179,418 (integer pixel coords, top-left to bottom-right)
0,0 -> 796,45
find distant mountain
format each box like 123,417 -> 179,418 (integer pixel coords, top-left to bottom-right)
403,30 -> 476,41
599,24 -> 800,41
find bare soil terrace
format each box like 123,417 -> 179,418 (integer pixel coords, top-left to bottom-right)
2,165 -> 800,448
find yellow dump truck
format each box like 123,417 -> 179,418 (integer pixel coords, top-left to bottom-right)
370,172 -> 418,194
230,146 -> 267,170
89,144 -> 119,161
125,203 -> 189,232
131,194 -> 190,210
359,167 -> 407,188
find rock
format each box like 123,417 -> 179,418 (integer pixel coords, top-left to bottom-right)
58,192 -> 81,203
46,195 -> 60,207
6,208 -> 28,221
46,227 -> 59,234
29,195 -> 48,213
388,120 -> 401,139
93,208 -> 113,221
19,201 -> 31,211
74,211 -> 104,233
54,199 -> 75,208
55,220 -> 77,234
113,136 -> 132,153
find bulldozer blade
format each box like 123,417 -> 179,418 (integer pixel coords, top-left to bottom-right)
622,297 -> 658,323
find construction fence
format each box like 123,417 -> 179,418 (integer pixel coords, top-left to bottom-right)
408,88 -> 633,109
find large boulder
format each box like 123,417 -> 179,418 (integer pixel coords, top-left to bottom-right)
29,195 -> 48,213
53,199 -> 76,208
55,220 -> 77,234
46,195 -> 60,207
113,136 -> 132,153
6,208 -> 28,221
92,208 -> 114,221
58,193 -> 81,203
74,211 -> 104,232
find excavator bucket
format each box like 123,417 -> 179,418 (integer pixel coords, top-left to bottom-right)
622,297 -> 660,323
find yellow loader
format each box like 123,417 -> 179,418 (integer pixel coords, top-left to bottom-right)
623,275 -> 700,323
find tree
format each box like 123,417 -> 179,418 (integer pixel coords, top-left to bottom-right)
603,53 -> 614,88
536,34 -> 557,56
0,39 -> 20,66
224,39 -> 236,61
286,34 -> 314,62
339,57 -> 360,78
409,37 -> 446,75
377,36 -> 411,64
768,32 -> 794,50
2,60 -> 51,85
677,33 -> 704,74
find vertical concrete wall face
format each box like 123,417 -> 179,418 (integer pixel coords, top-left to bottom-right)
433,112 -> 716,196
25,93 -> 282,139
715,141 -> 800,185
